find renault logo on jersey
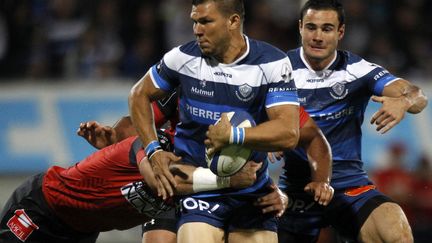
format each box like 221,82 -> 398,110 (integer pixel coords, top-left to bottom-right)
235,83 -> 254,102
329,81 -> 348,100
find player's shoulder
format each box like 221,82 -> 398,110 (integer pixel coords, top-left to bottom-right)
286,48 -> 303,69
339,50 -> 386,74
163,41 -> 201,69
245,37 -> 288,65
339,50 -> 364,66
178,41 -> 202,57
164,41 -> 200,57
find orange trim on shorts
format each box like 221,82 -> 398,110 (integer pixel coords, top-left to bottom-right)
344,185 -> 376,196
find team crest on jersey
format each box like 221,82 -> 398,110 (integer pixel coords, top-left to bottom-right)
235,83 -> 254,102
329,81 -> 348,100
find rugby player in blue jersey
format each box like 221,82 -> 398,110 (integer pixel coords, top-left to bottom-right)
78,103 -> 332,243
277,1 -> 428,243
128,0 -> 305,242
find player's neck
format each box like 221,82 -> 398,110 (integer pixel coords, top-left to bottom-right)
220,35 -> 247,64
304,52 -> 336,71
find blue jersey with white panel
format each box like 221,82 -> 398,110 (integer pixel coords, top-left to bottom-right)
149,36 -> 298,197
280,47 -> 399,190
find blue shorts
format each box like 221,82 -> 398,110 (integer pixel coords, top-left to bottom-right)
178,186 -> 277,232
278,184 -> 393,240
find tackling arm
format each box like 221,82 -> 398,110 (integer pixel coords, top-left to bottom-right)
138,158 -> 261,195
139,158 -> 288,216
76,116 -> 136,149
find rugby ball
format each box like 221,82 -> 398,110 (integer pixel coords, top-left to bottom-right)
205,111 -> 257,177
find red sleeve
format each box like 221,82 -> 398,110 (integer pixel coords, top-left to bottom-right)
299,106 -> 310,128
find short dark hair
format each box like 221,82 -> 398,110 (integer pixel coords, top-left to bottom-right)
192,0 -> 245,20
300,0 -> 345,26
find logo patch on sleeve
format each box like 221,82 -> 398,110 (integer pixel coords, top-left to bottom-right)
7,209 -> 39,242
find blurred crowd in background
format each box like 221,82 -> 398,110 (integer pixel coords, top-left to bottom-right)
0,0 -> 431,240
372,142 -> 432,241
0,0 -> 431,81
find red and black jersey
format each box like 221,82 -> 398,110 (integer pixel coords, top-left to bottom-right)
41,90 -> 180,233
42,136 -> 168,232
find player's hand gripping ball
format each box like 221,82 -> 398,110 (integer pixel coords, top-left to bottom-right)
206,111 -> 265,177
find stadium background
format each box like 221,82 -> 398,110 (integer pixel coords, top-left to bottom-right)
0,0 -> 430,242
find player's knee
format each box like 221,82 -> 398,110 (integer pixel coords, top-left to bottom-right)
384,206 -> 413,243
387,219 -> 413,243
361,202 -> 413,243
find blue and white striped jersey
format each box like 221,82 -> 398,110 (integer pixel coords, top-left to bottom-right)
149,36 -> 298,196
280,47 -> 399,190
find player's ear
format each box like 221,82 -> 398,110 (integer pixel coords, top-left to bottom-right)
228,14 -> 241,30
299,20 -> 304,35
338,24 -> 345,40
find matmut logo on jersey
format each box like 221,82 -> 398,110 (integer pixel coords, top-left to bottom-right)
191,79 -> 214,98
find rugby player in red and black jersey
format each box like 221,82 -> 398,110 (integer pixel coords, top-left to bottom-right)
0,91 -> 267,243
0,125 -> 261,242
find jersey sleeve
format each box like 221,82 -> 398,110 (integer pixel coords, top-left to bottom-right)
149,46 -> 186,92
299,106 -> 310,128
264,57 -> 299,108
128,137 -> 146,166
345,53 -> 399,96
369,65 -> 399,95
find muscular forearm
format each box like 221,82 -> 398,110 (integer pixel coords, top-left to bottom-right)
170,165 -> 229,195
244,119 -> 299,151
169,163 -> 258,195
205,105 -> 300,154
129,77 -> 160,146
305,133 -> 332,183
244,105 -> 300,151
299,120 -> 332,183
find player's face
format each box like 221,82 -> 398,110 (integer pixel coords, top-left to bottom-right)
191,2 -> 231,58
300,9 -> 345,69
